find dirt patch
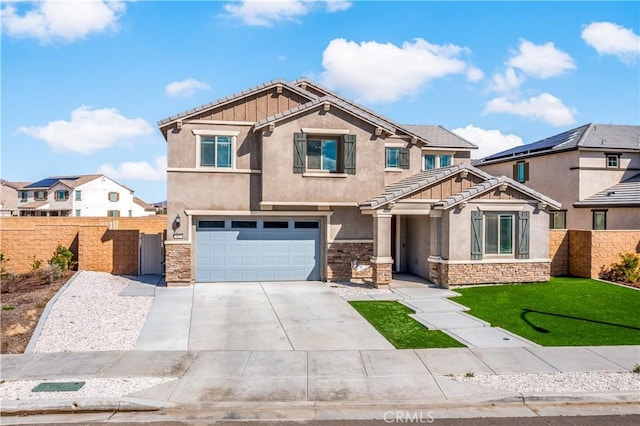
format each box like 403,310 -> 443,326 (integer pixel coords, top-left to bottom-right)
1,270 -> 75,354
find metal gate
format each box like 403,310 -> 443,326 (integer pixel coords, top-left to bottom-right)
140,233 -> 163,275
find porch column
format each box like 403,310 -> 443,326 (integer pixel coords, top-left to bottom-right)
428,210 -> 444,287
371,211 -> 393,287
429,210 -> 442,258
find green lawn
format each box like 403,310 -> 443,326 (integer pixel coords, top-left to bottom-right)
453,277 -> 640,346
349,301 -> 464,349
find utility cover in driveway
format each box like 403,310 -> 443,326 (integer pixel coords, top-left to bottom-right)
195,219 -> 320,282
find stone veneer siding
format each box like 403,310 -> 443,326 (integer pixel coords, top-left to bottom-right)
327,242 -> 373,281
429,260 -> 550,288
165,243 -> 192,285
371,261 -> 392,287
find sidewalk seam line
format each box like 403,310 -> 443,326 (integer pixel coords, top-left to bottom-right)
524,347 -> 563,373
259,281 -> 295,350
414,349 -> 448,400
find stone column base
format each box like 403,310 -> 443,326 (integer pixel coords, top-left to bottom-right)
165,243 -> 192,286
371,257 -> 393,288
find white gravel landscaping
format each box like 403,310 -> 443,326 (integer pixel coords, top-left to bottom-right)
32,271 -> 153,353
325,280 -> 395,298
0,377 -> 175,400
452,372 -> 640,393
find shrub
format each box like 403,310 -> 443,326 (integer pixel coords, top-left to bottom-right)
600,253 -> 640,284
0,253 -> 8,277
43,264 -> 63,284
48,245 -> 75,270
31,257 -> 43,276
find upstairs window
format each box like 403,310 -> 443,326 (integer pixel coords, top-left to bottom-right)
549,211 -> 567,229
606,154 -> 619,168
34,191 -> 47,201
108,192 -> 119,202
293,133 -> 356,174
201,136 -> 232,168
54,190 -> 69,201
75,190 -> 82,201
513,161 -> 529,183
424,155 -> 436,170
385,147 -> 410,169
18,191 -> 28,202
439,155 -> 452,168
593,210 -> 607,230
308,138 -> 338,171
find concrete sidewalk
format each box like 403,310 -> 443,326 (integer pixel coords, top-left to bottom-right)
1,346 -> 638,420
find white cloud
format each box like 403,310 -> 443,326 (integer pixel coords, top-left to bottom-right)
320,38 -> 474,103
466,66 -> 484,82
165,78 -> 211,97
222,0 -> 351,27
485,93 -> 576,126
507,39 -> 576,79
18,106 -> 153,154
452,125 -> 524,160
581,21 -> 640,64
488,67 -> 525,95
1,0 -> 126,43
98,156 -> 167,181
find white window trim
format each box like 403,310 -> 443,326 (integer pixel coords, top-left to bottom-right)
385,146 -> 401,169
422,152 -> 455,170
194,130 -> 238,170
300,128 -> 350,135
606,155 -> 619,168
483,213 -> 515,257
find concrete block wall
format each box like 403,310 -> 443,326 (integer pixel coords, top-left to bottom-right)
590,231 -> 640,278
0,216 -> 166,275
549,229 -> 569,276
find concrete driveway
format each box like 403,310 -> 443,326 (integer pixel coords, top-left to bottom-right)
135,281 -> 393,351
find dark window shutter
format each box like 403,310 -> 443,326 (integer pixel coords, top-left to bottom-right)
517,211 -> 530,259
399,147 -> 410,169
512,163 -> 518,180
471,210 -> 483,260
343,134 -> 356,174
524,162 -> 530,182
293,133 -> 307,173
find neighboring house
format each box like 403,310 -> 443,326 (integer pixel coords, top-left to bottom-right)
16,175 -> 154,217
0,180 -> 29,216
476,124 -> 640,230
159,78 -> 560,287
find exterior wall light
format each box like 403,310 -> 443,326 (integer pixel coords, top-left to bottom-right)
174,214 -> 181,228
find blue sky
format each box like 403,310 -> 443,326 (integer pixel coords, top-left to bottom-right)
2,1 -> 639,203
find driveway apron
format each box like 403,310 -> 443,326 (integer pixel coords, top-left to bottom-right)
136,281 -> 392,351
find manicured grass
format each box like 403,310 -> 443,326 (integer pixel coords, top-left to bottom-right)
349,301 -> 464,349
453,277 -> 640,346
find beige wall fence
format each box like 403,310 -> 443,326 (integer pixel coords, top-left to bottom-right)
549,229 -> 640,279
0,217 -> 166,276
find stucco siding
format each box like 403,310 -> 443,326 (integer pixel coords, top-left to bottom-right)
329,207 -> 373,240
405,216 -> 430,278
261,106 -> 387,203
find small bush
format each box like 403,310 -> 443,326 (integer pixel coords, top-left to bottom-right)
42,264 -> 63,284
2,305 -> 15,311
31,257 -> 43,276
601,253 -> 640,284
0,252 -> 9,277
465,372 -> 475,378
48,245 -> 75,270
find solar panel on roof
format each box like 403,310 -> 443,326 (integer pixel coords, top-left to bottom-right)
24,176 -> 81,189
482,125 -> 588,161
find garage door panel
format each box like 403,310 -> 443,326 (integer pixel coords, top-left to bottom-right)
196,220 -> 321,282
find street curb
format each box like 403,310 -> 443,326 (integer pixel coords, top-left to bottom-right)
521,391 -> 640,403
24,270 -> 82,354
0,396 -> 175,416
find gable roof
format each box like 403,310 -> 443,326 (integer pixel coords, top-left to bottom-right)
157,79 -> 316,127
254,95 -> 397,134
134,197 -> 155,211
402,125 -> 477,149
360,163 -> 560,210
22,175 -> 134,193
291,78 -> 470,149
1,180 -> 30,190
434,175 -> 561,210
360,164 -> 492,209
479,124 -> 640,164
573,173 -> 640,207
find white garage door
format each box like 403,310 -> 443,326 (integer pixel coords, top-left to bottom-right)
195,219 -> 321,282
